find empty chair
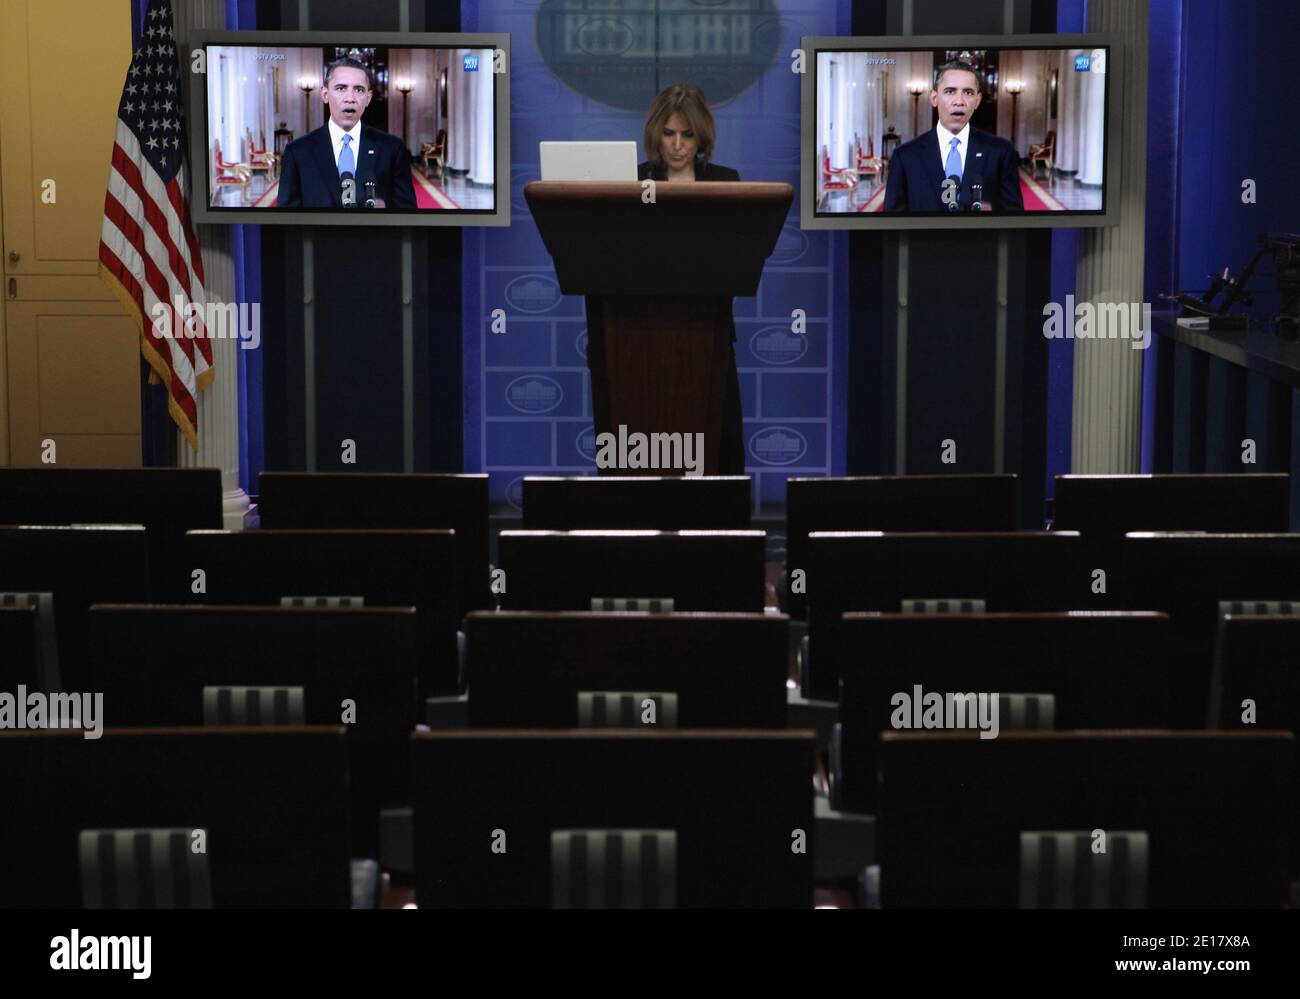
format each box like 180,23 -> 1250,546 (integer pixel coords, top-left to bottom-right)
256,471 -> 490,616
1018,830 -> 1150,909
1055,473 -> 1289,540
498,531 -> 766,612
522,476 -> 751,530
1214,614 -> 1300,874
0,600 -> 42,690
877,731 -> 1294,908
412,730 -> 815,907
833,612 -> 1171,812
804,531 -> 1089,700
1214,614 -> 1300,730
551,829 -> 677,908
0,526 -> 149,691
785,474 -> 1018,617
0,467 -> 222,602
90,604 -> 420,857
202,686 -> 305,725
80,827 -> 213,909
0,727 -> 352,907
183,529 -> 459,696
1119,533 -> 1300,725
0,593 -> 59,689
1210,602 -> 1300,726
465,611 -> 787,728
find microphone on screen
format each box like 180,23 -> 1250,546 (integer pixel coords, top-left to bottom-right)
942,175 -> 960,211
340,171 -> 357,208
969,180 -> 984,213
363,179 -> 377,209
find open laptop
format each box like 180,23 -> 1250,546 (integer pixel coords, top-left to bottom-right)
539,141 -> 638,181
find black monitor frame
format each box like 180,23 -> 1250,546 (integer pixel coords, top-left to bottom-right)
186,30 -> 510,227
799,33 -> 1123,230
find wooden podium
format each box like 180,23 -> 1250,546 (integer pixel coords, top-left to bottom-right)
525,181 -> 794,474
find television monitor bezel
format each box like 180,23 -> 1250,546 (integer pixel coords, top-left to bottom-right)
799,33 -> 1124,230
186,30 -> 511,227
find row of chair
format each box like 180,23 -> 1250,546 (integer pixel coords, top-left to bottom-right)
1,726 -> 1289,907
7,522 -> 1300,713
1,467 -> 1289,615
6,601 -> 1296,866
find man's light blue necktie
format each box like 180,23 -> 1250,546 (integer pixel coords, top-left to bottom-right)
944,135 -> 962,179
338,133 -> 355,176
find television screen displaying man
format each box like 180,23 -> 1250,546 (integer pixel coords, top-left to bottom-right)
277,57 -> 417,210
883,60 -> 1024,214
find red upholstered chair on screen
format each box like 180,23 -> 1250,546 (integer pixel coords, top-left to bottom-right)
853,133 -> 884,181
246,129 -> 279,179
820,144 -> 858,190
421,129 -> 447,180
213,140 -> 251,199
1029,130 -> 1056,178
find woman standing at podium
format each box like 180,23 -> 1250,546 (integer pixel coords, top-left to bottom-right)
637,84 -> 745,474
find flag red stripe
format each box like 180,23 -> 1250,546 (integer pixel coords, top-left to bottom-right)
103,185 -> 192,360
111,145 -> 208,362
99,241 -> 198,428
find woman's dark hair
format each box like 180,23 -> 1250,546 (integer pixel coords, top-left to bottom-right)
643,84 -> 716,171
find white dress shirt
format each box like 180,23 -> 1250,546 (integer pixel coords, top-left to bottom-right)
935,121 -> 971,178
327,116 -> 364,172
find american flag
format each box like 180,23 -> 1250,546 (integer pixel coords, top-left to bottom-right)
98,0 -> 212,450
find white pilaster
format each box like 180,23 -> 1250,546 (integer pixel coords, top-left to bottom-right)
173,0 -> 250,529
1071,0 -> 1149,473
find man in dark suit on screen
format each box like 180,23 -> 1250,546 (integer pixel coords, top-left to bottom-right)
883,60 -> 1024,213
277,57 -> 417,210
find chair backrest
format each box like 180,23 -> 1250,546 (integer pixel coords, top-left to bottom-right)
0,727 -> 352,907
412,730 -> 814,907
465,611 -> 787,727
577,692 -> 679,728
835,611 -> 1170,811
1018,829 -> 1148,909
804,531 -> 1087,700
1055,474 -> 1288,543
521,476 -> 751,530
1214,614 -> 1300,730
1214,614 -> 1300,877
785,475 -> 1018,617
256,472 -> 490,616
1119,533 -> 1300,725
1210,602 -> 1300,724
0,604 -> 38,689
552,829 -> 677,908
80,827 -> 213,909
878,731 -> 1294,908
0,468 -> 222,602
184,529 -> 459,697
498,531 -> 766,612
90,604 -> 420,857
0,525 -> 149,691
203,686 -> 305,725
0,592 -> 59,689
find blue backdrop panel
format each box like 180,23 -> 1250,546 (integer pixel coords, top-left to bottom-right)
463,0 -> 849,513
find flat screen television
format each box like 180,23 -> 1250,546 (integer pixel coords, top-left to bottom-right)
187,31 -> 510,226
800,34 -> 1122,230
